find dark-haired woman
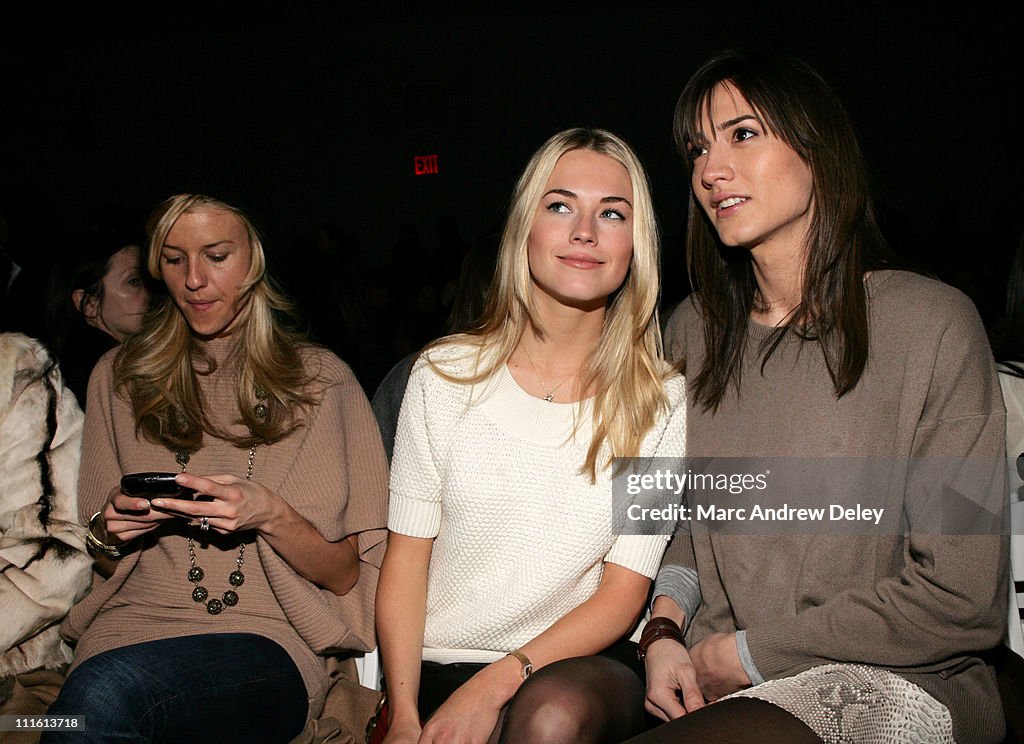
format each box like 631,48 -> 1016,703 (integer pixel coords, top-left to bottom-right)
628,52 -> 1007,744
45,195 -> 388,744
45,227 -> 150,404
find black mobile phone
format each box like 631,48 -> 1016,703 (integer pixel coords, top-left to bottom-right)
120,472 -> 198,500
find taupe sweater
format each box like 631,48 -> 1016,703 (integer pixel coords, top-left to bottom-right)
660,271 -> 1008,744
62,337 -> 389,718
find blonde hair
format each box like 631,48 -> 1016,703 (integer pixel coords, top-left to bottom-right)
428,128 -> 669,479
115,194 -> 312,452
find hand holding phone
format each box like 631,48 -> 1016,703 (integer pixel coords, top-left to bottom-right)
120,472 -> 199,500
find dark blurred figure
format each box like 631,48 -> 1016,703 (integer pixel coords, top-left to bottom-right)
389,221 -> 444,359
992,231 -> 1024,363
434,214 -> 470,322
44,223 -> 151,405
0,207 -> 47,338
372,231 -> 499,463
283,222 -> 372,386
0,211 -> 12,319
658,225 -> 692,333
444,232 -> 499,334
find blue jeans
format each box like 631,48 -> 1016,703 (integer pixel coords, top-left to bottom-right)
43,633 -> 307,743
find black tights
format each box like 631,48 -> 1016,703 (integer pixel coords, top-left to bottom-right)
496,655 -> 648,744
417,652 -> 648,744
620,697 -> 823,744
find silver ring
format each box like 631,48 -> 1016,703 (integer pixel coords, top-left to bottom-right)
199,516 -> 210,531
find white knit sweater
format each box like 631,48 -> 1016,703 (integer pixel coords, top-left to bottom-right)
389,345 -> 686,663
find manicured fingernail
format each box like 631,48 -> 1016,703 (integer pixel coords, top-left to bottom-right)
151,499 -> 164,508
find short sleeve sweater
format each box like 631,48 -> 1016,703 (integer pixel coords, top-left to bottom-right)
62,337 -> 390,718
389,344 -> 686,663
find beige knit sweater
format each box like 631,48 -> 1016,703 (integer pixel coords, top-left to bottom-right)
61,337 -> 389,718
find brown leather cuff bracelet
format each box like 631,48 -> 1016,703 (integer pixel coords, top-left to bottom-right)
637,616 -> 684,660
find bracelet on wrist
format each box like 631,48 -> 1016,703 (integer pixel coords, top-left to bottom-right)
85,511 -> 125,559
508,649 -> 534,679
637,616 -> 684,660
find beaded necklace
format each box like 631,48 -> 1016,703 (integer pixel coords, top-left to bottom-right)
174,386 -> 268,615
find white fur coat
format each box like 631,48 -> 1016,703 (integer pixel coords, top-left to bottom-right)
0,333 -> 91,697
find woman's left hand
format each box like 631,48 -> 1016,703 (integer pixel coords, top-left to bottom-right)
688,632 -> 751,701
149,473 -> 283,536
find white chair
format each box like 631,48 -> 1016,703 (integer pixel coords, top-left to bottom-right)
1000,366 -> 1024,656
1009,496 -> 1024,656
354,647 -> 383,691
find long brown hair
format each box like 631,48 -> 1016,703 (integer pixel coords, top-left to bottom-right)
115,194 -> 313,452
675,50 -> 891,411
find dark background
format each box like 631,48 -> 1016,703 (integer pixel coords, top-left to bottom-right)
2,4 -> 1020,391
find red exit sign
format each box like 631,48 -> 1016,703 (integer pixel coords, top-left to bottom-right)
414,154 -> 439,175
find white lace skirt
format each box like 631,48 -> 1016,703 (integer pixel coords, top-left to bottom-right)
725,664 -> 955,743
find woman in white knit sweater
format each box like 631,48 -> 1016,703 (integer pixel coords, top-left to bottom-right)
376,128 -> 686,744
